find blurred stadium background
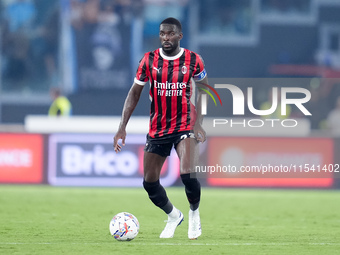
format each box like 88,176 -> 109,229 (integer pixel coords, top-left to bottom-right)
0,0 -> 340,190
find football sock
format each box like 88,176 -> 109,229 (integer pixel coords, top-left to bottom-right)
161,200 -> 174,215
167,206 -> 180,219
143,179 -> 173,214
180,173 -> 201,211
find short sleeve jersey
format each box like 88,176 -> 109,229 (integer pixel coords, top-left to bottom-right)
134,48 -> 207,138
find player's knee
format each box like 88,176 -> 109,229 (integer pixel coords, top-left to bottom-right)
143,172 -> 159,183
143,167 -> 160,183
181,173 -> 200,190
143,179 -> 168,208
181,174 -> 201,206
143,179 -> 159,195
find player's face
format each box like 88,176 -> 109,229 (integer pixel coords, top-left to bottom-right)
159,24 -> 183,56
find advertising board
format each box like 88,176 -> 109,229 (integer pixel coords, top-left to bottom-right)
204,137 -> 334,188
48,134 -> 179,187
0,134 -> 43,183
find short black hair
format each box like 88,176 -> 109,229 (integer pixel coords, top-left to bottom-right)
160,17 -> 182,32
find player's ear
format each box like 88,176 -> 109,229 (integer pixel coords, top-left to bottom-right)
179,32 -> 183,41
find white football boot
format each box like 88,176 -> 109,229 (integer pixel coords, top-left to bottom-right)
188,209 -> 201,239
159,208 -> 184,238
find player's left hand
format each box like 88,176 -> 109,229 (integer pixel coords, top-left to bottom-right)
194,123 -> 206,143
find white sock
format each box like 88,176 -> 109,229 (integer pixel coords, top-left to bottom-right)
168,206 -> 180,219
190,208 -> 199,213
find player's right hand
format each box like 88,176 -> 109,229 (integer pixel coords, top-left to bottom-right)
113,129 -> 126,153
193,123 -> 206,143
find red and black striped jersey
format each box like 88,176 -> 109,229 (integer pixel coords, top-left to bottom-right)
134,48 -> 207,138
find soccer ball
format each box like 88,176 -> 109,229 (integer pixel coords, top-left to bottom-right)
109,212 -> 139,241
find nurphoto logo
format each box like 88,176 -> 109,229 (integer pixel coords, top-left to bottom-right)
200,83 -> 312,128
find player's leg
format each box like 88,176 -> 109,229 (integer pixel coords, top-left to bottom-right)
175,135 -> 202,239
176,136 -> 201,210
143,148 -> 183,238
143,151 -> 172,213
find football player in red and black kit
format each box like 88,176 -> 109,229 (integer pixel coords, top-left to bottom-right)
114,17 -> 209,239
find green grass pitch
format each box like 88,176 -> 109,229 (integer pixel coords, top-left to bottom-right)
0,186 -> 339,255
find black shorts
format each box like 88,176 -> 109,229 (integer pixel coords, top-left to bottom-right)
144,131 -> 195,157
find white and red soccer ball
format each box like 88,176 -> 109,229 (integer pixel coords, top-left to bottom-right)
109,212 -> 139,241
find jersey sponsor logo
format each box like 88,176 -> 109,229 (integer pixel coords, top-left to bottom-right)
153,81 -> 187,89
159,90 -> 182,96
153,81 -> 187,97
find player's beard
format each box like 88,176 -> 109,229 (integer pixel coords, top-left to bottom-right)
162,41 -> 179,55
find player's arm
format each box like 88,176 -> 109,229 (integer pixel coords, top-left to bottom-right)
113,83 -> 144,152
194,76 -> 209,143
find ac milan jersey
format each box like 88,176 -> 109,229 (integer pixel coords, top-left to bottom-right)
134,48 -> 207,138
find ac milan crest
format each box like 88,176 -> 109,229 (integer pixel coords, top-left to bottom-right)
181,65 -> 187,74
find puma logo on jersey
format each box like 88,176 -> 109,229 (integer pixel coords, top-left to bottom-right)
153,66 -> 161,73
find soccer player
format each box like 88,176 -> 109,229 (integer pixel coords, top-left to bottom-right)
113,17 -> 209,239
